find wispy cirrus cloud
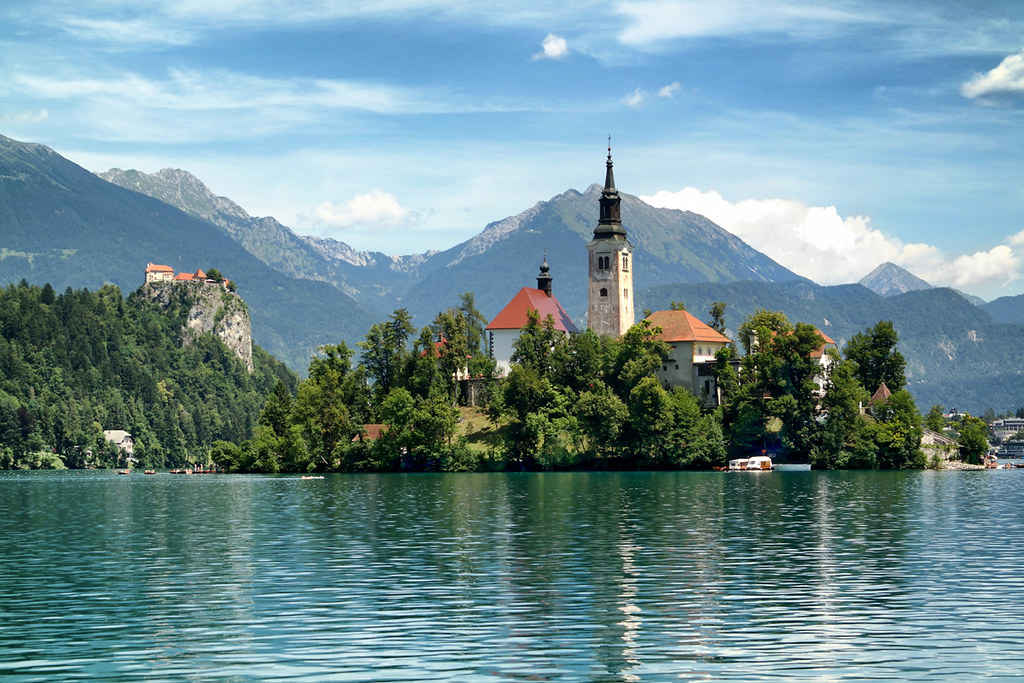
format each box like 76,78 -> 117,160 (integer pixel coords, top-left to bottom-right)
616,0 -> 869,46
59,17 -> 195,45
0,109 -> 50,125
13,67 -> 447,114
642,187 -> 1024,293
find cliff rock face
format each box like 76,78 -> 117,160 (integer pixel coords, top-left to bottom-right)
141,281 -> 254,373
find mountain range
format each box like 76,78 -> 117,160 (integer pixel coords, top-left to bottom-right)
3,133 -> 1024,413
98,167 -> 803,325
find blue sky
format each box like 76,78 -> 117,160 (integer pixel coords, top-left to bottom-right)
2,1 -> 1023,300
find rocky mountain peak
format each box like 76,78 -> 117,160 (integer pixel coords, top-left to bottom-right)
859,262 -> 933,298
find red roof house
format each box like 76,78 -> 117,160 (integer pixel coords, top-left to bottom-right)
485,259 -> 577,375
644,309 -> 731,402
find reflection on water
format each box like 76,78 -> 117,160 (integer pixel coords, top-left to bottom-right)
2,469 -> 1023,680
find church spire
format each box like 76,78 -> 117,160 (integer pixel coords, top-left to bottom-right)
536,254 -> 552,297
595,138 -> 626,239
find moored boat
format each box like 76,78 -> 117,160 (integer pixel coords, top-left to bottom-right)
727,456 -> 774,471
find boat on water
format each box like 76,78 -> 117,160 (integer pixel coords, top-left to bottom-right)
728,456 -> 774,471
144,470 -> 156,475
117,469 -> 130,475
774,463 -> 812,471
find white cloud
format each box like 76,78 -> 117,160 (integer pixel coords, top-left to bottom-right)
309,191 -> 411,230
641,187 -> 1024,294
617,0 -> 867,46
534,33 -> 568,60
0,109 -> 49,124
658,81 -> 680,98
962,49 -> 1024,100
13,67 -> 444,114
623,87 -> 647,107
60,17 -> 195,46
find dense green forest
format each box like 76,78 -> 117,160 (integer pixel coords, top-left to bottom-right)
0,279 -> 983,473
0,280 -> 295,469
211,296 -> 954,474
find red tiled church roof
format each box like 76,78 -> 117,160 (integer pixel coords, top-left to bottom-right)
644,309 -> 730,344
486,287 -> 578,334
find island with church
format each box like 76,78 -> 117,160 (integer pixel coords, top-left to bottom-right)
202,146 -> 952,474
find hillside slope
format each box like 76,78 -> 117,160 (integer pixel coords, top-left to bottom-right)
0,135 -> 376,369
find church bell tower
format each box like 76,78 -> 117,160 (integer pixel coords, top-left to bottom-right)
587,142 -> 634,337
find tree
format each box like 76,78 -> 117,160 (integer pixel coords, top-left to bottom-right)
813,352 -> 873,469
873,389 -> 924,469
844,320 -> 907,394
573,381 -> 628,458
259,380 -> 293,439
359,309 -> 414,403
924,405 -> 946,433
708,301 -> 727,334
737,309 -> 790,355
627,376 -> 674,463
608,320 -> 670,398
957,415 -> 989,465
550,328 -> 608,394
511,309 -> 562,378
457,292 -> 489,355
669,301 -> 686,311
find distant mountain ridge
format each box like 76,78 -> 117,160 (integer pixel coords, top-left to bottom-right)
858,261 -> 985,306
1,135 -> 376,369
859,262 -> 933,297
98,168 -> 805,327
3,134 -> 1024,412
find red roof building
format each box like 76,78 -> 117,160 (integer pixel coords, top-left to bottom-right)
145,262 -> 175,283
486,258 -> 577,376
644,309 -> 731,404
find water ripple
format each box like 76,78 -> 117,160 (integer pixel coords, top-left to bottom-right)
3,470 -> 1024,680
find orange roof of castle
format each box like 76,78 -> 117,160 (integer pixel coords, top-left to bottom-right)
486,287 -> 578,334
645,309 -> 730,344
146,262 -> 174,273
173,272 -> 194,281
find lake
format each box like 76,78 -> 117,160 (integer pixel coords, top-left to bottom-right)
1,469 -> 1023,681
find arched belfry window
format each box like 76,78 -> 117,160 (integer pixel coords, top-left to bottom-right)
622,254 -> 629,271
597,255 -> 611,270
600,288 -> 608,297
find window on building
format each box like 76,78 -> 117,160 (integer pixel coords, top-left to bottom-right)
600,288 -> 608,297
623,288 -> 629,299
622,254 -> 629,271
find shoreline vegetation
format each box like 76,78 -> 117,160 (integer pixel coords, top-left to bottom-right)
0,282 -> 997,473
208,298 -> 992,474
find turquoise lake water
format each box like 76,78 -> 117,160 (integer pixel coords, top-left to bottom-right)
2,469 -> 1023,681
